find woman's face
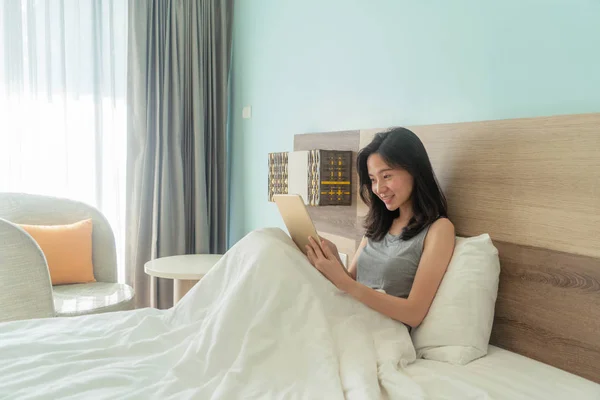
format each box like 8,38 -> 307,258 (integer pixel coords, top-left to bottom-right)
367,153 -> 414,211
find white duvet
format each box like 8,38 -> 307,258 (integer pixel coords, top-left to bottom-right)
0,228 -> 427,399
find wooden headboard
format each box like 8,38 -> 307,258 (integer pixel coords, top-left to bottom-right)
294,113 -> 600,383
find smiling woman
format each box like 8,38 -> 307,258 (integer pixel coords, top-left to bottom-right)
367,154 -> 414,210
305,127 -> 456,329
357,128 -> 449,241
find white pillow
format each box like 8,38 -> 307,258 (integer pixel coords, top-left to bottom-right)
410,233 -> 500,365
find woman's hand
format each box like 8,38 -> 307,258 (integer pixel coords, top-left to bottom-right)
319,237 -> 342,265
305,236 -> 353,290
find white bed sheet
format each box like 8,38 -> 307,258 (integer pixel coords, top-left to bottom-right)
404,345 -> 600,400
0,228 -> 422,399
1,228 -> 598,399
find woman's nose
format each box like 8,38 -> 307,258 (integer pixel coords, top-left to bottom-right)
373,182 -> 382,194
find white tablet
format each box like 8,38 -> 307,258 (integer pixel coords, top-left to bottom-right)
273,194 -> 322,256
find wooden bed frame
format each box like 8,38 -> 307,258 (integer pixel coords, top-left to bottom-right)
294,113 -> 600,384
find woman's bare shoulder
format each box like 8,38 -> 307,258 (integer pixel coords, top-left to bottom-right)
427,217 -> 455,241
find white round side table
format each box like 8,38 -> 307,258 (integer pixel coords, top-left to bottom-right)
144,254 -> 223,304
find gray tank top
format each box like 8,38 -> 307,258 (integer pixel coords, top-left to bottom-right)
356,225 -> 431,298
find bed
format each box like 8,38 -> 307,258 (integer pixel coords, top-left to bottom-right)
295,112 -> 600,397
404,345 -> 599,399
1,113 -> 599,399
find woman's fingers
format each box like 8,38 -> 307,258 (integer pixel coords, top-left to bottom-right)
308,236 -> 326,259
321,240 -> 336,259
305,245 -> 315,263
323,238 -> 337,252
305,245 -> 324,273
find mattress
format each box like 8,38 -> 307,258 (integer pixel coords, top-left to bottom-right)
404,345 -> 600,400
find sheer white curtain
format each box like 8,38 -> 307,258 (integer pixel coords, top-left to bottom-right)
0,0 -> 127,281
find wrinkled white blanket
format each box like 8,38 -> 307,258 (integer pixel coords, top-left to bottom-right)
0,228 -> 425,399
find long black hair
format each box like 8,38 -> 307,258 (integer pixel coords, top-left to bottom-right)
357,127 -> 448,241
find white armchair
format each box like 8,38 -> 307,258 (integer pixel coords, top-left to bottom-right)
0,193 -> 134,323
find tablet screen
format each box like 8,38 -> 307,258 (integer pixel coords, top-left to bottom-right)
273,194 -> 321,255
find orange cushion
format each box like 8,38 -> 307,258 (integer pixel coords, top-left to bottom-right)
18,219 -> 96,285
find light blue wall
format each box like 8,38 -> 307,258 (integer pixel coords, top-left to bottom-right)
228,0 -> 600,246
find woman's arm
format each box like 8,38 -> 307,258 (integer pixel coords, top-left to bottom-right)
307,218 -> 455,328
347,236 -> 368,280
342,218 -> 455,327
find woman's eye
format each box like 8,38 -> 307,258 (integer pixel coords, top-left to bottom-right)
383,174 -> 391,179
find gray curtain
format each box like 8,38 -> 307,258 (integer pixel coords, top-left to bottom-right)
126,0 -> 233,309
